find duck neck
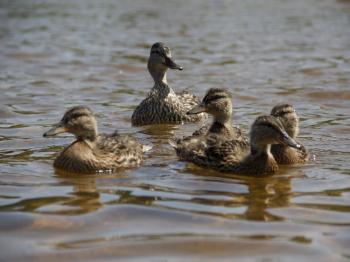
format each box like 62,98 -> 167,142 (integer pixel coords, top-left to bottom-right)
152,71 -> 168,85
216,114 -> 232,127
77,131 -> 97,147
209,115 -> 233,135
150,75 -> 177,99
148,60 -> 168,85
237,143 -> 278,175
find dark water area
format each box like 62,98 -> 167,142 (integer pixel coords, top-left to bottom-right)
0,0 -> 350,261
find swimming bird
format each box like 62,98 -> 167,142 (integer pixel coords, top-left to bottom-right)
171,115 -> 301,175
170,87 -> 248,171
186,88 -> 247,140
43,106 -> 150,173
270,104 -> 309,164
131,42 -> 207,126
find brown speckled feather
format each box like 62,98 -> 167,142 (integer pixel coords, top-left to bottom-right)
191,123 -> 246,140
174,133 -> 249,169
132,84 -> 206,126
45,106 -> 148,174
172,114 -> 300,175
131,43 -> 207,126
178,90 -> 201,111
54,132 -> 144,173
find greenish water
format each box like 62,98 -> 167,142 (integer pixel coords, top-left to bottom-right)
0,0 -> 350,261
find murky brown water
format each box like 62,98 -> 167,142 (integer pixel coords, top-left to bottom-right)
0,0 -> 350,261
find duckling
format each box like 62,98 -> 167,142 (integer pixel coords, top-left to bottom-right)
172,115 -> 301,175
170,88 -> 248,169
131,42 -> 207,126
43,106 -> 150,173
187,88 -> 247,140
270,104 -> 309,164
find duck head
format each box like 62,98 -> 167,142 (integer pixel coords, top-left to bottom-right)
187,88 -> 233,124
148,42 -> 183,83
43,106 -> 98,141
250,115 -> 300,153
271,104 -> 299,138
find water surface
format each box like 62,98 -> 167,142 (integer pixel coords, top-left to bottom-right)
0,0 -> 350,261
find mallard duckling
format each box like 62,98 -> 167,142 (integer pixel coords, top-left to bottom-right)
43,106 -> 149,173
131,42 -> 207,126
187,88 -> 247,140
170,88 -> 248,168
270,104 -> 309,164
172,115 -> 301,175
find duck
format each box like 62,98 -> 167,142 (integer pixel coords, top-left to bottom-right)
171,114 -> 301,175
131,42 -> 207,126
186,88 -> 248,140
170,87 -> 249,170
43,106 -> 150,173
270,104 -> 309,164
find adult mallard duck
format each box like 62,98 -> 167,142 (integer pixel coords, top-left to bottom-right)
171,114 -> 301,175
43,106 -> 150,173
270,104 -> 309,164
131,42 -> 207,126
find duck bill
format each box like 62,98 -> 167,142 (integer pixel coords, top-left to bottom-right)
280,132 -> 301,149
43,123 -> 67,137
165,56 -> 183,70
187,104 -> 207,115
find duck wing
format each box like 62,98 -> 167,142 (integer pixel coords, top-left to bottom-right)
95,132 -> 145,169
173,133 -> 249,169
177,90 -> 201,112
204,136 -> 249,166
191,124 -> 210,137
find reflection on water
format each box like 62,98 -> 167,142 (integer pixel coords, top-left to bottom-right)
1,0 -> 350,261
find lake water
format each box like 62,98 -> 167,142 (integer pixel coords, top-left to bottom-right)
0,0 -> 350,261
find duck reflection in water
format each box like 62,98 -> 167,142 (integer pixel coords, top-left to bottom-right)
53,169 -> 103,215
182,166 -> 304,221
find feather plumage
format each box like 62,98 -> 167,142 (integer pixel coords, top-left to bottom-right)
44,106 -> 149,173
131,42 -> 207,126
270,104 -> 309,164
172,89 -> 303,175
